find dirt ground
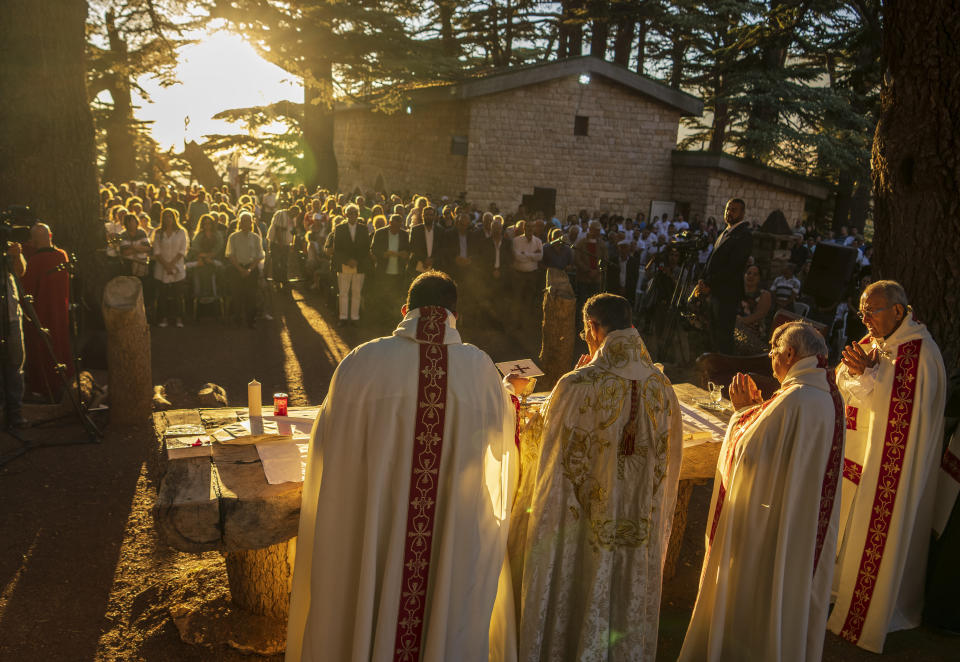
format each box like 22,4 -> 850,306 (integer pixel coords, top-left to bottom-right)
0,285 -> 955,660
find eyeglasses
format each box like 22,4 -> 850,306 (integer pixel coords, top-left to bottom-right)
857,305 -> 891,320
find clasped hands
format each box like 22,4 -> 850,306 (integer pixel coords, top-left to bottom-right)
841,342 -> 878,376
729,373 -> 763,411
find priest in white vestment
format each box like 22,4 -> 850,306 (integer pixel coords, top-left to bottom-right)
286,271 -> 519,662
505,293 -> 682,661
678,321 -> 845,662
828,280 -> 947,653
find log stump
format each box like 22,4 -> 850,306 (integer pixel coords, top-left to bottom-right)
102,276 -> 152,425
539,268 -> 576,389
224,539 -> 295,620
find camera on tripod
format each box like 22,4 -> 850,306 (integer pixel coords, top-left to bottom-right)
667,230 -> 709,256
0,205 -> 37,244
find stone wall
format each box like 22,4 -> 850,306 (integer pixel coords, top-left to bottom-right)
333,100 -> 469,197
672,166 -> 806,225
465,75 -> 681,218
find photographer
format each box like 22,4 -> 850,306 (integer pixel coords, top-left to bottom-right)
2,241 -> 27,428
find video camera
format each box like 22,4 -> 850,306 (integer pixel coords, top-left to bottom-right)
667,230 -> 710,255
0,205 -> 37,243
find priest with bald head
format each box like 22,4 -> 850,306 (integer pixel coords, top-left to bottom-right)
679,321 -> 845,662
828,280 -> 946,653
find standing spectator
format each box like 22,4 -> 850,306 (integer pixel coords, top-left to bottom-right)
698,198 -> 753,354
370,214 -> 410,321
573,220 -> 608,323
118,212 -> 151,279
267,204 -> 299,290
152,208 -> 190,328
21,223 -> 73,401
408,205 -> 441,275
225,212 -> 265,328
442,211 -> 481,317
329,204 -> 370,326
510,219 -> 543,325
186,188 -> 209,234
478,217 -> 512,323
188,214 -> 225,305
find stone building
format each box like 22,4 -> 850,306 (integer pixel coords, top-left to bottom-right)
333,56 -> 828,222
333,57 -> 702,216
671,151 -> 829,225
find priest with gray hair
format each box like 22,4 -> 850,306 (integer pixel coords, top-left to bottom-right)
828,279 -> 947,652
680,320 -> 845,662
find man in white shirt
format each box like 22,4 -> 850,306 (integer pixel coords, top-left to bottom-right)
226,212 -> 265,328
510,220 -> 543,328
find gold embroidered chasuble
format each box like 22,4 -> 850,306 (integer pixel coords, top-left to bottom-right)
505,328 -> 682,662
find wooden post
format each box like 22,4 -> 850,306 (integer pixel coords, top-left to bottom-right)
224,539 -> 295,619
102,276 -> 152,425
539,268 -> 576,388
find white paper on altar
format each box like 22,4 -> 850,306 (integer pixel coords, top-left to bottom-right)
257,441 -> 310,484
495,359 -> 544,378
679,401 -> 728,448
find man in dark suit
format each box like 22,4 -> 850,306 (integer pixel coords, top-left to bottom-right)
610,240 -> 643,306
441,211 -> 481,319
477,217 -> 512,323
370,213 -> 410,320
408,206 -> 442,276
698,198 -> 753,353
330,203 -> 370,325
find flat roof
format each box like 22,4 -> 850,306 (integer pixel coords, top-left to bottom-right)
337,56 -> 704,117
671,150 -> 830,199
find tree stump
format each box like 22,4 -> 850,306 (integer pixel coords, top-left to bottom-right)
539,268 -> 576,389
102,276 -> 152,425
224,539 -> 295,620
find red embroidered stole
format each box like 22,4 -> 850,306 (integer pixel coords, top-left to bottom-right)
393,307 -> 449,662
838,338 -> 922,644
813,356 -> 844,575
843,459 -> 863,485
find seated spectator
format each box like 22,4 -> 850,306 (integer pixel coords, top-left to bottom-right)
771,263 -> 802,311
735,264 -> 772,354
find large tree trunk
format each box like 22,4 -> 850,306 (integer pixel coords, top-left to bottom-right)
612,18 -> 635,66
0,0 -> 101,270
873,0 -> 960,371
559,0 -> 584,58
102,9 -> 137,183
301,59 -> 337,191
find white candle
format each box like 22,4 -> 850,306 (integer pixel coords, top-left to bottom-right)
248,379 -> 262,417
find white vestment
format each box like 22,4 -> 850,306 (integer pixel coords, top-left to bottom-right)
286,307 -> 518,662
505,328 -> 682,662
828,311 -> 946,652
678,356 -> 845,662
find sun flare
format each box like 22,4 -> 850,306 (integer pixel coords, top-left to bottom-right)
136,31 -> 299,151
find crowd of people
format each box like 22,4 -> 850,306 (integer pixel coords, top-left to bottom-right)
98,181 -> 875,365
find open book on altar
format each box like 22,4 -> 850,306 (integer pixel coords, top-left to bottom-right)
680,401 -> 728,448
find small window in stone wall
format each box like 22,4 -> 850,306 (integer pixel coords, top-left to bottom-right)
451,135 -> 468,155
574,115 -> 589,136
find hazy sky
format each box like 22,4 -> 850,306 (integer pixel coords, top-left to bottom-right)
133,32 -> 299,151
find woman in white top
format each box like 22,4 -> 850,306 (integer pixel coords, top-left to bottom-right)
152,208 -> 190,328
